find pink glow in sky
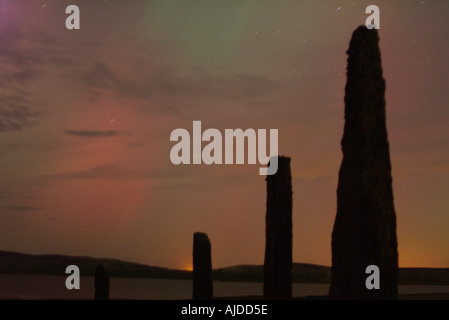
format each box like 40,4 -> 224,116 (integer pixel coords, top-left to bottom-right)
0,1 -> 448,269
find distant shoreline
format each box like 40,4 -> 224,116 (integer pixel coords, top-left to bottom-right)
1,274 -> 448,300
1,250 -> 448,285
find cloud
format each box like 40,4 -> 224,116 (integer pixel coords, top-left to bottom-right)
0,206 -> 43,211
0,8 -> 66,87
77,58 -> 286,112
0,2 -> 288,133
0,20 -> 59,132
0,7 -> 79,132
0,93 -> 43,132
41,162 -> 251,185
63,130 -> 119,138
44,163 -> 151,181
40,163 -> 203,184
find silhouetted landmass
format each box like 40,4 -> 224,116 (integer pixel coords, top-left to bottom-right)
0,250 -> 447,285
0,250 -> 191,279
193,232 -> 213,300
398,268 -> 449,285
330,26 -> 398,299
264,156 -> 292,300
94,263 -> 109,300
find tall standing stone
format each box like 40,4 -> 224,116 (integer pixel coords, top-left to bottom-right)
330,26 -> 398,299
263,156 -> 292,300
94,263 -> 110,300
193,232 -> 213,300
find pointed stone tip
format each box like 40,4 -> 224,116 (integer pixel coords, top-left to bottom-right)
353,25 -> 379,36
348,25 -> 380,53
345,25 -> 383,78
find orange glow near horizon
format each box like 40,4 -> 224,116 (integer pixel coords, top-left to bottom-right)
0,1 -> 447,271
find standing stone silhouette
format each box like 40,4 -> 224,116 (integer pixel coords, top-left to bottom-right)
263,156 -> 292,300
94,263 -> 110,300
193,232 -> 213,300
330,26 -> 398,299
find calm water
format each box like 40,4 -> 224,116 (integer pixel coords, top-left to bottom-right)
1,274 -> 448,300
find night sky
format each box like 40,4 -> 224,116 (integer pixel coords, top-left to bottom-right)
0,0 -> 448,270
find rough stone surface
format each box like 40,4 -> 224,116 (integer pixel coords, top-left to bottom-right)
263,156 -> 292,300
193,232 -> 213,300
329,26 -> 398,299
94,263 -> 110,300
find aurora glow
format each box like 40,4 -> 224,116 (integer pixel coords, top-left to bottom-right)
0,0 -> 448,269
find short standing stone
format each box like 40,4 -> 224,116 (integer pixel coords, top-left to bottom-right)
193,232 -> 213,300
94,263 -> 110,300
263,156 -> 292,300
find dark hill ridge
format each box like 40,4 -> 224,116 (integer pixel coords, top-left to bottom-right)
0,250 -> 448,285
0,250 -> 191,280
